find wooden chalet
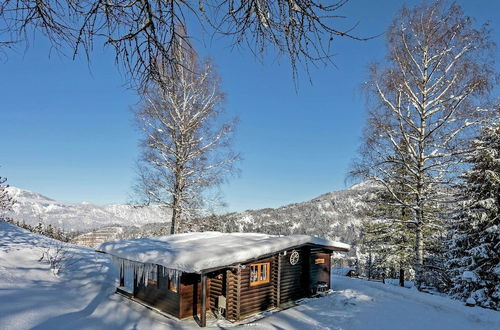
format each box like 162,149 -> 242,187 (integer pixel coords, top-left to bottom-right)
97,232 -> 349,327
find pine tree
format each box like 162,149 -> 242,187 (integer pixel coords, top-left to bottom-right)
361,218 -> 390,279
361,186 -> 414,284
0,176 -> 14,222
448,120 -> 500,310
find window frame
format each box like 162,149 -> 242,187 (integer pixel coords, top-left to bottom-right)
147,265 -> 158,287
158,266 -> 179,293
168,276 -> 178,292
249,262 -> 271,287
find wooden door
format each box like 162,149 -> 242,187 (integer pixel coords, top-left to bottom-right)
310,253 -> 331,289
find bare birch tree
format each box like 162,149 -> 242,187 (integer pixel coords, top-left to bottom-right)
134,40 -> 238,235
350,1 -> 497,288
0,1 -> 368,87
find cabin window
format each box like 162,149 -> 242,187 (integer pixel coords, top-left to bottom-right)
249,262 -> 270,286
315,258 -> 325,264
168,277 -> 178,292
147,266 -> 158,286
158,267 -> 178,292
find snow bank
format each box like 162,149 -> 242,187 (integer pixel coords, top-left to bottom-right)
98,232 -> 350,273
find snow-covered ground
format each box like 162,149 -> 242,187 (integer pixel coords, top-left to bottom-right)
1,222 -> 499,330
245,277 -> 500,330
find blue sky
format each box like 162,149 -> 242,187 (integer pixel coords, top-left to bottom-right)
1,0 -> 499,212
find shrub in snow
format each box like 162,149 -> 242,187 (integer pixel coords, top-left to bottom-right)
447,121 -> 500,310
38,241 -> 77,275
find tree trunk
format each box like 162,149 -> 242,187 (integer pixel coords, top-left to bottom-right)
170,203 -> 178,234
170,162 -> 184,234
170,189 -> 183,234
368,251 -> 372,280
415,221 -> 424,289
399,268 -> 404,287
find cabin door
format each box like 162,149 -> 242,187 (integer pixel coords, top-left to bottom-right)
310,253 -> 331,290
208,271 -> 226,317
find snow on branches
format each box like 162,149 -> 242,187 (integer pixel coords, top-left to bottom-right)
134,39 -> 239,234
350,2 -> 497,288
447,119 -> 500,310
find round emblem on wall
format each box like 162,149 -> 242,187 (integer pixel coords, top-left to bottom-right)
289,250 -> 300,265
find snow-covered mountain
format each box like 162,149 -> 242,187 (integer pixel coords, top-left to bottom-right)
210,181 -> 377,258
5,183 -> 375,253
5,187 -> 170,233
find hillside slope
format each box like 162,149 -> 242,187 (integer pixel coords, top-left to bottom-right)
216,181 -> 376,257
0,221 -> 195,329
1,221 -> 498,330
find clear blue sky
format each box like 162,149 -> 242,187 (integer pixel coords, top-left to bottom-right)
1,0 -> 499,212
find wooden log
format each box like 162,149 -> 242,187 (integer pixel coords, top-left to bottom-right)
236,268 -> 241,321
241,294 -> 273,306
240,290 -> 273,301
240,300 -> 273,314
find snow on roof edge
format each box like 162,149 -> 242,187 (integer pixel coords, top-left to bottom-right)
97,232 -> 349,273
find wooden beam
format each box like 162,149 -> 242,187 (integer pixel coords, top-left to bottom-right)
119,260 -> 125,287
236,268 -> 241,321
277,255 -> 281,307
201,273 -> 207,327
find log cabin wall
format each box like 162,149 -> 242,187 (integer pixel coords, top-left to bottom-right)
238,256 -> 278,318
179,273 -> 203,319
279,247 -> 309,305
225,269 -> 238,321
134,267 -> 180,317
208,271 -> 225,317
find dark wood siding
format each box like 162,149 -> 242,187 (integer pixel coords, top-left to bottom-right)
238,256 -> 278,317
279,247 -> 308,304
309,248 -> 332,292
179,273 -> 204,319
134,268 -> 180,317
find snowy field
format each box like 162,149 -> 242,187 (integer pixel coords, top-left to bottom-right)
1,222 -> 499,330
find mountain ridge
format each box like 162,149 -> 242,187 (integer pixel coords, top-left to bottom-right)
5,183 -> 374,256
5,186 -> 170,232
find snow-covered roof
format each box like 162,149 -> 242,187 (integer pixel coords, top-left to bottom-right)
97,232 -> 349,273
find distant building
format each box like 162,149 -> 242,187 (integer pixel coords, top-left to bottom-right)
73,226 -> 123,248
98,232 -> 349,327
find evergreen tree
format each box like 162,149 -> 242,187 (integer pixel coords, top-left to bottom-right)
361,186 -> 414,284
0,176 -> 14,216
448,120 -> 500,310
